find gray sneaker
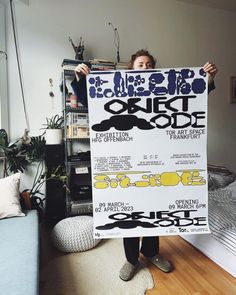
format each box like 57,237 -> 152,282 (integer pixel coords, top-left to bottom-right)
147,254 -> 172,273
119,261 -> 140,281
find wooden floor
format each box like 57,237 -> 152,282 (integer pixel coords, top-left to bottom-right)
145,236 -> 236,295
40,227 -> 236,295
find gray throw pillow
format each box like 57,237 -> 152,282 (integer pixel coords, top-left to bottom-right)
208,165 -> 236,191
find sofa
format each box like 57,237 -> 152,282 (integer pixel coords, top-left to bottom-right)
0,174 -> 39,295
0,210 -> 39,295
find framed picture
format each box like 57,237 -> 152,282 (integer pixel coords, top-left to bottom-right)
230,76 -> 236,103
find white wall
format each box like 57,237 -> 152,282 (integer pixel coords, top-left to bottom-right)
4,0 -> 236,172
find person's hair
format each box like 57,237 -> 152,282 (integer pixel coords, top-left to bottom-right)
128,49 -> 156,69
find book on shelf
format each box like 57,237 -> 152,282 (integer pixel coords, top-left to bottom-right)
70,199 -> 93,215
66,112 -> 89,125
62,64 -> 77,71
90,58 -> 115,65
91,66 -> 115,71
61,58 -> 129,71
89,58 -> 116,71
115,61 -> 129,70
71,198 -> 92,205
61,59 -> 91,70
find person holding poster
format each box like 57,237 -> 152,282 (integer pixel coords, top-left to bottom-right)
71,50 -> 218,281
119,50 -> 218,281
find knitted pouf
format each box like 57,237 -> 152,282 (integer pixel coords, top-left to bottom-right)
51,215 -> 101,253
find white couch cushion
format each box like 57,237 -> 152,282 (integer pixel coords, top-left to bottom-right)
0,173 -> 25,219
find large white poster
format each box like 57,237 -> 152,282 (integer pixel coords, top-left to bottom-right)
87,67 -> 210,239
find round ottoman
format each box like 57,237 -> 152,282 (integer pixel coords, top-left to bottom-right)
51,215 -> 101,253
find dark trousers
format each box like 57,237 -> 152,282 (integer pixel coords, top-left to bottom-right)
123,236 -> 159,265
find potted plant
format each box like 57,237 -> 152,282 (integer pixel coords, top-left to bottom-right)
43,114 -> 64,145
0,136 -> 29,177
0,128 -> 67,220
20,162 -> 68,220
0,129 -> 45,177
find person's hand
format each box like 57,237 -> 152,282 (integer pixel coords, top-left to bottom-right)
74,63 -> 90,81
203,61 -> 218,84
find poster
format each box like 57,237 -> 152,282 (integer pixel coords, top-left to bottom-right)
86,67 -> 210,238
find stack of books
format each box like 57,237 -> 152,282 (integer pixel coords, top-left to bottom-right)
61,59 -> 91,71
66,113 -> 89,139
115,61 -> 129,70
89,59 -> 116,71
61,58 -> 129,72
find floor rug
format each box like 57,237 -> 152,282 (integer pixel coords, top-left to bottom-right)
40,238 -> 154,295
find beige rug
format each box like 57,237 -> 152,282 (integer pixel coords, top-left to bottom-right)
40,238 -> 154,295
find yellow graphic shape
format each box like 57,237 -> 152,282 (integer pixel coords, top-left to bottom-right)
116,173 -> 132,188
181,170 -> 206,186
134,175 -> 150,187
93,169 -> 206,189
145,174 -> 161,187
110,178 -> 118,188
94,174 -> 110,189
160,172 -> 181,186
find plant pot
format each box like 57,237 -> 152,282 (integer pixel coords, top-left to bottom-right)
21,191 -> 32,210
45,129 -> 63,145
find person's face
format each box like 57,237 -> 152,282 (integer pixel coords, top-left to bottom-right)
133,55 -> 153,70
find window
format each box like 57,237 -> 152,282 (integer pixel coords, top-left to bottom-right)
0,3 -> 9,132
